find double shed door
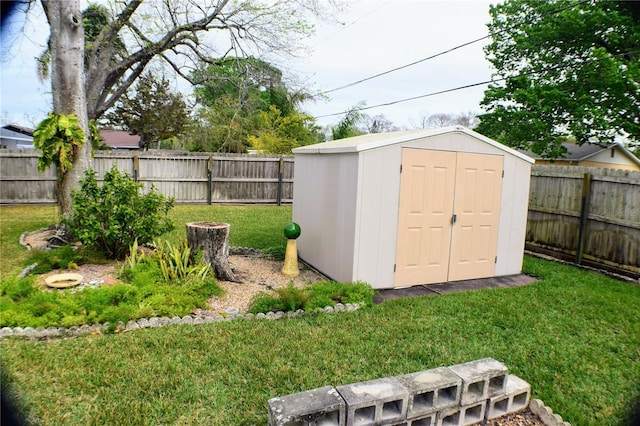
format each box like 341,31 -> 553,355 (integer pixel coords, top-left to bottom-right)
394,149 -> 503,287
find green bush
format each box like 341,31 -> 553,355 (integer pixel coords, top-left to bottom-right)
65,166 -> 175,259
247,281 -> 375,314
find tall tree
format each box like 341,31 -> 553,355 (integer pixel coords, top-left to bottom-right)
37,0 -> 328,215
476,0 -> 640,158
40,0 -> 91,217
185,57 -> 314,153
106,74 -> 189,150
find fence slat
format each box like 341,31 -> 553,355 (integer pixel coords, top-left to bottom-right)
526,165 -> 640,277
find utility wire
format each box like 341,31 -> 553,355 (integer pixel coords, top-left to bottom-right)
319,0 -> 591,96
316,48 -> 639,119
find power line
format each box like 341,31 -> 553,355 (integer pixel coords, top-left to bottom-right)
319,0 -> 591,96
316,48 -> 639,119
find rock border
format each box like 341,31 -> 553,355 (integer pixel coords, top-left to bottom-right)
529,399 -> 571,426
0,303 -> 361,340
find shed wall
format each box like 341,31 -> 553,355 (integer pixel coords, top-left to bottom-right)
353,146 -> 403,286
292,153 -> 359,282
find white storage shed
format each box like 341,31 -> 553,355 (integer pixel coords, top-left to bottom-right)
292,126 -> 534,290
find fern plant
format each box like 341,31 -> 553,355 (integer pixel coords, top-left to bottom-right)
32,113 -> 86,177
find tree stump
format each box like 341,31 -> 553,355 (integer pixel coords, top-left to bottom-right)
186,222 -> 237,282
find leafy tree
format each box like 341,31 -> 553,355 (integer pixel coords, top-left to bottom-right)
476,0 -> 640,158
331,106 -> 365,140
106,74 -> 189,150
37,0 -> 327,215
183,96 -> 255,153
248,106 -> 320,154
186,57 -> 315,153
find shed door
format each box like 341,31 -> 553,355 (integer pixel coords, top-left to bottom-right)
394,149 -> 503,286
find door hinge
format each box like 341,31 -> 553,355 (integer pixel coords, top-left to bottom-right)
394,264 -> 396,272
451,214 -> 457,224
400,164 -> 403,173
495,256 -> 498,263
502,170 -> 504,178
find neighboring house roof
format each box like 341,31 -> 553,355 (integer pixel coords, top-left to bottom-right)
293,126 -> 535,164
99,129 -> 140,149
1,124 -> 35,148
2,124 -> 34,136
521,141 -> 640,167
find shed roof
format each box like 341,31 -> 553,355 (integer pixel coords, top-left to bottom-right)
293,126 -> 535,163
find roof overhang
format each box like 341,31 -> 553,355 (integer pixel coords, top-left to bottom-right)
293,126 -> 535,164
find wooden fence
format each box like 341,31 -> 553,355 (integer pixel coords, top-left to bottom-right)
0,150 -> 294,204
527,165 -> 640,278
2,150 -> 639,277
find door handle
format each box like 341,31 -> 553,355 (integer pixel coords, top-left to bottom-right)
452,214 -> 457,224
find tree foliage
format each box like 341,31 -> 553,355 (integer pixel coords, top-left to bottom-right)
248,106 -> 320,154
331,106 -> 365,140
476,0 -> 640,157
185,57 -> 316,153
106,74 -> 189,150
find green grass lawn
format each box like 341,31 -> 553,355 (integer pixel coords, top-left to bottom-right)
1,205 -> 639,425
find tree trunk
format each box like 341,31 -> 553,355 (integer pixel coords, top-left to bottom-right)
186,222 -> 238,282
41,0 -> 92,218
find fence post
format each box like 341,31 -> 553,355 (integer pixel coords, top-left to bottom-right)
133,155 -> 139,181
575,172 -> 592,265
207,155 -> 213,205
277,157 -> 284,206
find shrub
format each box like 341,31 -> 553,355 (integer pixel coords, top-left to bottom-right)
65,166 -> 174,259
65,166 -> 175,259
247,281 -> 375,314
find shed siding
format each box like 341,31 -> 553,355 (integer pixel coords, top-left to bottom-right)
495,156 -> 531,276
293,153 -> 359,282
353,146 -> 403,286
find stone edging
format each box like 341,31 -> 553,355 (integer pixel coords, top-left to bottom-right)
529,398 -> 571,426
0,303 -> 361,340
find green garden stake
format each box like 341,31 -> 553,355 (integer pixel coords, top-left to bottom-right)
282,222 -> 301,277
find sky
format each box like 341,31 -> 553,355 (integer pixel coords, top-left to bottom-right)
0,0 -> 496,130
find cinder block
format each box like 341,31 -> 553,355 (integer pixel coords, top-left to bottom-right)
407,412 -> 437,425
437,406 -> 461,426
397,367 -> 461,418
448,358 -> 508,405
486,375 -> 531,420
460,401 -> 486,425
336,377 -> 409,426
268,386 -> 345,426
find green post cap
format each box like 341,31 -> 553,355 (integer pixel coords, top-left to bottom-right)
283,222 -> 301,239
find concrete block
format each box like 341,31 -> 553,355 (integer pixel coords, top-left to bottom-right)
407,412 -> 437,425
448,358 -> 508,405
437,406 -> 461,426
460,402 -> 486,425
268,386 -> 345,426
336,377 -> 409,426
397,367 -> 461,418
486,375 -> 531,420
